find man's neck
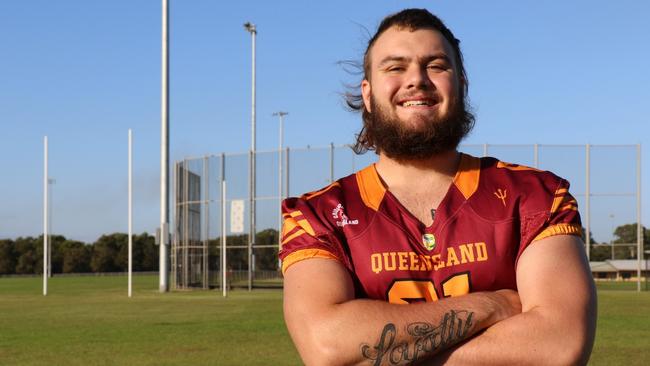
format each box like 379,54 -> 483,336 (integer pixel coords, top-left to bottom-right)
375,150 -> 460,191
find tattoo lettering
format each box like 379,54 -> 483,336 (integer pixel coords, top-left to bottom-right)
360,310 -> 474,365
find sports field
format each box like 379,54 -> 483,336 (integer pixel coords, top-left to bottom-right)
1,276 -> 648,365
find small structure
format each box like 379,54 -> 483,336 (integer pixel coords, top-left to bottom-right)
590,260 -> 649,280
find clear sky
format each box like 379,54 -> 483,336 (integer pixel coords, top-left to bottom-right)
1,0 -> 648,243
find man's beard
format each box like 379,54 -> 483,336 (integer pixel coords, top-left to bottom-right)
363,94 -> 474,160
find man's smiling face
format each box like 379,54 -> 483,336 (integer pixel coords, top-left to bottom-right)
359,26 -> 471,160
361,26 -> 462,132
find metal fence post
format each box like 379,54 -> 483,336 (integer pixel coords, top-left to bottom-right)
637,144 -> 642,292
183,159 -> 189,289
171,161 -> 177,289
221,153 -> 226,293
248,150 -> 254,291
203,156 -> 209,289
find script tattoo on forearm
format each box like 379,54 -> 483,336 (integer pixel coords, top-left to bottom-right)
360,310 -> 474,365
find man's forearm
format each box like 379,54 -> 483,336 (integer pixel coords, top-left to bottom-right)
430,307 -> 595,366
358,305 -> 476,365
287,291 -> 519,366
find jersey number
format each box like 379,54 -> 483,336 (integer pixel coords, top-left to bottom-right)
387,273 -> 470,304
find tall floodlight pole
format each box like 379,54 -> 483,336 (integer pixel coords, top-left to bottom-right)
244,22 -> 257,291
273,111 -> 288,268
43,136 -> 48,296
159,0 -> 170,293
128,129 -> 133,297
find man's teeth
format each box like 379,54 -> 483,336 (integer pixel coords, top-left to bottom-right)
402,100 -> 430,107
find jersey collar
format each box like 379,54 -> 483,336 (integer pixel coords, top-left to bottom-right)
355,153 -> 481,211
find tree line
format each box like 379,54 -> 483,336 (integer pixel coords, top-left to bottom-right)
1,224 -> 647,275
588,223 -> 649,262
0,229 -> 282,276
0,233 -> 158,275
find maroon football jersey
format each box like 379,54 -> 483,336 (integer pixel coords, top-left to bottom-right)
279,153 -> 582,304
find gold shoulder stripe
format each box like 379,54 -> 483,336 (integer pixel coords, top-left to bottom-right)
356,164 -> 386,211
496,161 -> 542,172
559,205 -> 578,212
282,249 -> 340,274
304,182 -> 341,200
532,223 -> 582,243
297,218 -> 315,236
550,190 -> 576,215
281,228 -> 307,245
281,212 -> 316,240
282,217 -> 300,237
282,210 -> 303,220
454,153 -> 481,200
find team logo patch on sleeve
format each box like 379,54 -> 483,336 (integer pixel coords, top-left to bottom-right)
332,203 -> 358,227
422,233 -> 436,251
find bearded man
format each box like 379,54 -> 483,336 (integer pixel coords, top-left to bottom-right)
280,8 -> 596,365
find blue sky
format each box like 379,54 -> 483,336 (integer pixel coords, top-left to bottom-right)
1,0 -> 648,243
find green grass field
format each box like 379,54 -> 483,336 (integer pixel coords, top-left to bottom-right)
1,276 -> 648,365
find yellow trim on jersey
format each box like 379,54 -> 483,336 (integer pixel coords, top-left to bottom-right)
496,161 -> 542,172
531,223 -> 582,243
282,249 -> 340,274
281,211 -> 316,245
356,164 -> 386,211
454,153 -> 481,200
304,182 -> 341,200
550,188 -> 576,215
559,202 -> 578,212
282,228 -> 307,245
282,217 -> 300,237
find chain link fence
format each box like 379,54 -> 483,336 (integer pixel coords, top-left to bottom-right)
172,144 -> 643,291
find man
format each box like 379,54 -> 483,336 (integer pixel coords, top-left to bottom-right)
280,9 -> 596,365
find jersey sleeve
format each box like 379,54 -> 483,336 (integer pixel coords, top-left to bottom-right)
517,177 -> 583,262
279,195 -> 349,275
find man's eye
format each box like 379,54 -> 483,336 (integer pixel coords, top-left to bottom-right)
387,66 -> 404,72
428,64 -> 445,70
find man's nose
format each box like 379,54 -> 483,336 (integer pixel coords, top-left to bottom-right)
405,66 -> 433,89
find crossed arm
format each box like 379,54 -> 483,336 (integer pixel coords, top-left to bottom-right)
282,235 -> 596,365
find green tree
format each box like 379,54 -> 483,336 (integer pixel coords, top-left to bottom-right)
0,239 -> 16,274
61,240 -> 91,273
14,236 -> 42,274
136,233 -> 158,271
49,235 -> 67,274
612,223 -> 649,259
229,234 -> 250,270
255,229 -> 280,271
91,233 -> 126,272
590,245 -> 612,261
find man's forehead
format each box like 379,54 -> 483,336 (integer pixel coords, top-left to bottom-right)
368,26 -> 454,65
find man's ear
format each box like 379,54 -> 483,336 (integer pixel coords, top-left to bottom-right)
459,75 -> 467,96
361,79 -> 372,113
